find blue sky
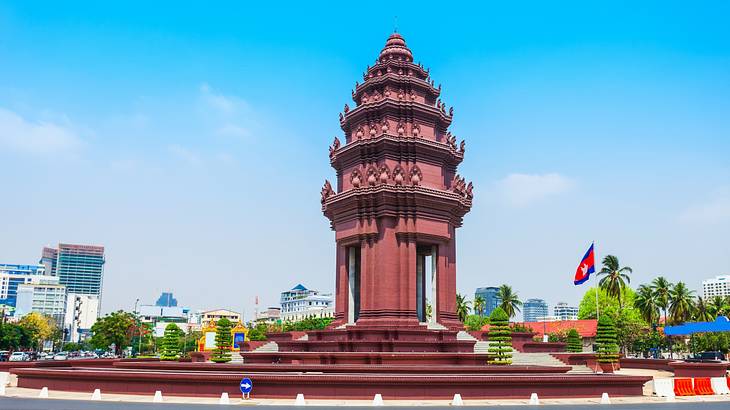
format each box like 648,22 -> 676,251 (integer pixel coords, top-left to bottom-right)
1,2 -> 728,320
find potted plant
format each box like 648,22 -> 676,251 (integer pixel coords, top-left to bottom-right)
596,316 -> 619,373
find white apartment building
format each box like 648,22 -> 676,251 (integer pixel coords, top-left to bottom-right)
280,284 -> 334,322
702,275 -> 730,299
554,302 -> 579,321
15,277 -> 67,325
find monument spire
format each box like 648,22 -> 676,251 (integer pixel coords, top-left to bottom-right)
323,33 -> 473,329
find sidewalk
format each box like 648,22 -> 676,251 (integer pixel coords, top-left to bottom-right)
4,387 -> 730,406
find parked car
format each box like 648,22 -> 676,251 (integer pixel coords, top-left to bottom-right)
9,351 -> 28,362
53,352 -> 69,361
686,351 -> 725,363
0,351 -> 9,362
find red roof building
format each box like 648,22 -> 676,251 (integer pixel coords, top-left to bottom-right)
482,319 -> 598,338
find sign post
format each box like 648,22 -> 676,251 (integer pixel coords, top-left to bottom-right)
239,377 -> 253,400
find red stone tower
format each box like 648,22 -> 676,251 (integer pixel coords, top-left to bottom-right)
322,33 -> 473,330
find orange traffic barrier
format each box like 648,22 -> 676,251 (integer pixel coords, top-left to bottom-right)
674,378 -> 695,396
694,377 -> 714,395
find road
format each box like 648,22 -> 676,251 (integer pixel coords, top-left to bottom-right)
2,397 -> 730,410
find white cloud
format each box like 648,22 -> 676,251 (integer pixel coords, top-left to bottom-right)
198,83 -> 254,140
0,108 -> 81,155
679,189 -> 730,225
496,173 -> 574,207
168,144 -> 202,166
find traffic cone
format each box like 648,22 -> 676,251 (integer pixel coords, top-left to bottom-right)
153,390 -> 163,403
600,392 -> 610,404
529,393 -> 539,405
219,392 -> 230,405
39,387 -> 49,398
451,393 -> 464,406
372,393 -> 384,406
295,393 -> 306,406
91,389 -> 101,400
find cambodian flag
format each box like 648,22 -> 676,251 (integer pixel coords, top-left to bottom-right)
574,243 -> 595,285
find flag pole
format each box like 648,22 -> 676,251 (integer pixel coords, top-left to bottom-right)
594,241 -> 599,321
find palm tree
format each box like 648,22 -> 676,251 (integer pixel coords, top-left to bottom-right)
497,284 -> 522,319
473,296 -> 486,317
634,284 -> 660,325
597,255 -> 632,309
456,293 -> 471,322
651,277 -> 672,324
709,296 -> 727,318
693,296 -> 713,322
668,282 -> 695,325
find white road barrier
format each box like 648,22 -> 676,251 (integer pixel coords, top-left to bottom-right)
372,393 -> 384,406
653,378 -> 675,397
295,393 -> 306,406
91,388 -> 101,400
451,393 -> 464,406
529,393 -> 540,405
600,392 -> 610,404
153,390 -> 163,403
711,377 -> 730,395
219,392 -> 230,404
39,387 -> 49,398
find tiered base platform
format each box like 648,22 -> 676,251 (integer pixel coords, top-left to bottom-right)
9,327 -> 653,399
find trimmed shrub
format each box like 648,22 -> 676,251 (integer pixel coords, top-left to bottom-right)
566,328 -> 582,353
160,323 -> 182,361
211,318 -> 233,363
487,307 -> 512,365
596,315 -> 619,363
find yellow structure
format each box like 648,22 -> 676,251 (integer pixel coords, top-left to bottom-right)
197,320 -> 250,352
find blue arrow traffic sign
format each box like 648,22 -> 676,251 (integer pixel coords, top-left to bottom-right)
240,377 -> 253,394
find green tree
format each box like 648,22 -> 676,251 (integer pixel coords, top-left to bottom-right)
668,282 -> 695,325
566,328 -> 582,353
597,255 -> 632,309
651,276 -> 672,323
473,296 -> 486,317
211,318 -> 233,363
596,315 -> 619,364
464,314 -> 489,331
456,293 -> 471,322
693,296 -> 713,322
487,307 -> 512,365
0,323 -> 31,350
708,296 -> 727,318
90,311 -> 136,355
634,284 -> 660,325
497,285 -> 522,319
160,323 -> 182,361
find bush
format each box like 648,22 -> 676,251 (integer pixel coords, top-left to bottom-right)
596,316 -> 619,363
487,307 -> 512,365
160,323 -> 182,361
464,315 -> 489,331
211,318 -> 233,363
511,323 -> 534,333
566,328 -> 582,353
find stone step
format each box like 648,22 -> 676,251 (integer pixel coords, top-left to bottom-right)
254,341 -> 279,352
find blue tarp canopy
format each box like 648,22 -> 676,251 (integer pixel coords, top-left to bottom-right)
664,316 -> 730,335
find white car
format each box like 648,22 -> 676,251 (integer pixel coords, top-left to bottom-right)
9,352 -> 28,361
53,352 -> 68,361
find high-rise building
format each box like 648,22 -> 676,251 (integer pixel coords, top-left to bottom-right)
523,298 -> 548,322
155,292 -> 178,307
41,243 -> 105,341
280,284 -> 333,322
0,264 -> 47,316
553,302 -> 579,321
474,287 -> 501,317
702,275 -> 730,299
15,276 -> 67,324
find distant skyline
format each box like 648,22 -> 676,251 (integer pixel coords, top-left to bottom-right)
1,2 -> 729,321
